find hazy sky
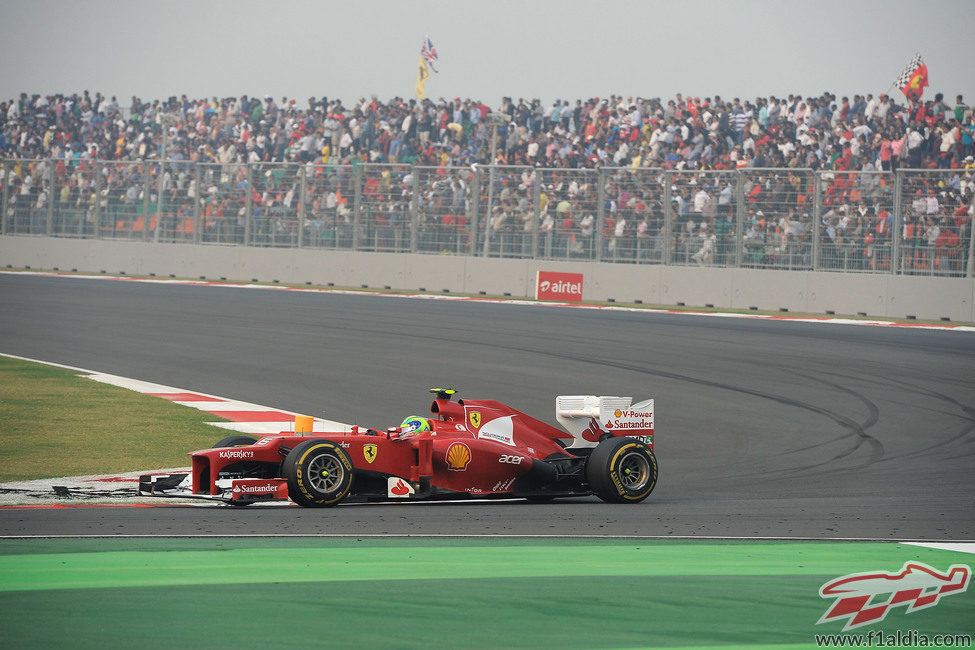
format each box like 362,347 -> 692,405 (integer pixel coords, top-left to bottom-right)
1,0 -> 972,107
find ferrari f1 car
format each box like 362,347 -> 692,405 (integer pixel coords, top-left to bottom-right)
138,389 -> 657,507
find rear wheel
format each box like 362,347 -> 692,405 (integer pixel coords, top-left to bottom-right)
283,440 -> 354,507
586,437 -> 657,503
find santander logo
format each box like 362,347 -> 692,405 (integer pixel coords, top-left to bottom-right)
387,476 -> 415,497
391,479 -> 410,496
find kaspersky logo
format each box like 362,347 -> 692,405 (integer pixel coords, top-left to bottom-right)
817,561 -> 970,631
218,449 -> 254,460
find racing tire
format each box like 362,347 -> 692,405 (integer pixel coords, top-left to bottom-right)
213,435 -> 257,448
586,437 -> 657,504
283,440 -> 354,507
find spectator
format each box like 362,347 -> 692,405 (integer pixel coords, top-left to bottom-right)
21,94 -> 594,167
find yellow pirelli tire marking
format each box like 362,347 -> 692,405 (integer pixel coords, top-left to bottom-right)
610,443 -> 656,501
296,442 -> 351,504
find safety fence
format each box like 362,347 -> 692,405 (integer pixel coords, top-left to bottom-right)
1,159 -> 972,277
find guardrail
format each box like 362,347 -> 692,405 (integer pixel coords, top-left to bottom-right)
2,160 -> 972,278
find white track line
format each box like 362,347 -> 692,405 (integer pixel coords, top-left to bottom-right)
902,542 -> 975,555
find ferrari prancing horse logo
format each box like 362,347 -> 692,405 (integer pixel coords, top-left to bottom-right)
469,411 -> 482,429
363,444 -> 378,464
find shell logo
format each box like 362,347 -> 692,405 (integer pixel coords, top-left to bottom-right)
614,409 -> 623,418
445,442 -> 472,471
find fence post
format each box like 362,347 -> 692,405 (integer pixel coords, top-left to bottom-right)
734,171 -> 745,267
193,165 -> 202,244
891,170 -> 903,275
1,161 -> 8,235
351,163 -> 362,251
76,165 -> 85,238
93,162 -> 103,239
812,172 -> 822,271
968,194 -> 975,279
531,171 -> 541,259
143,162 -> 153,242
244,164 -> 253,246
297,164 -> 307,249
595,168 -> 606,262
482,164 -> 494,257
469,167 -> 481,256
663,172 -> 673,265
45,160 -> 55,236
409,168 -> 419,254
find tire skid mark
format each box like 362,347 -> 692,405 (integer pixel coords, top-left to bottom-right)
811,369 -> 975,462
759,370 -> 884,476
496,347 -> 891,478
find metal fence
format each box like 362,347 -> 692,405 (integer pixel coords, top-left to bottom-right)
2,158 -> 972,278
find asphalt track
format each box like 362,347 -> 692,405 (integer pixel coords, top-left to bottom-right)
1,273 -> 973,539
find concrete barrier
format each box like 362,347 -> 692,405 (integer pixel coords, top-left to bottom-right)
1,236 -> 972,322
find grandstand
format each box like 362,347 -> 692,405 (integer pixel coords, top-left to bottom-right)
1,91 -> 972,277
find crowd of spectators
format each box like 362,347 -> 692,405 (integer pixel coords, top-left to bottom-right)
2,89 -> 974,171
1,89 -> 972,275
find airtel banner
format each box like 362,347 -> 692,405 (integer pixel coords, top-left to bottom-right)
536,271 -> 584,302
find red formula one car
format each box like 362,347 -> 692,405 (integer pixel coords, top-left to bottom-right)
139,389 -> 657,507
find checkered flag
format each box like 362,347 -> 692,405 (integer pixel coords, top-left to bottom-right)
894,54 -> 922,89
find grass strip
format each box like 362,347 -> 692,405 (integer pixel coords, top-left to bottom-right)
0,355 -> 228,481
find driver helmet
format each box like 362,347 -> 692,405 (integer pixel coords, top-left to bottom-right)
400,415 -> 432,434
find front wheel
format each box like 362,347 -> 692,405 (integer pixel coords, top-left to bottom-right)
213,435 -> 257,448
586,437 -> 658,503
283,440 -> 354,507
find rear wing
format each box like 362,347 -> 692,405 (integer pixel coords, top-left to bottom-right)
555,395 -> 654,450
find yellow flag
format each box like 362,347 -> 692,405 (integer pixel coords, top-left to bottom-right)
416,56 -> 430,99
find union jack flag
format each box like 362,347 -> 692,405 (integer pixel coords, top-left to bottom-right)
421,35 -> 438,73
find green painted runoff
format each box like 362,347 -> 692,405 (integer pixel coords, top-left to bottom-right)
0,539 -> 971,649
